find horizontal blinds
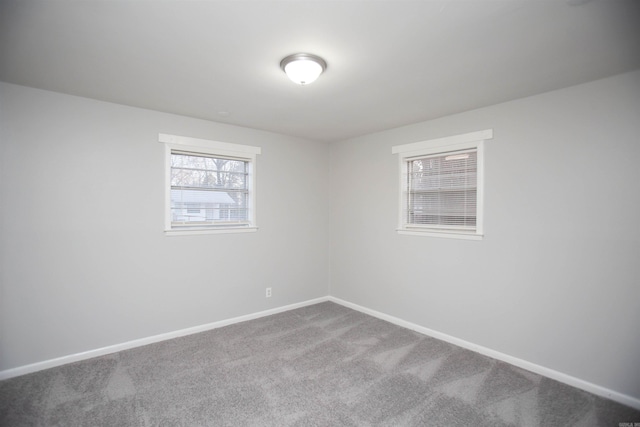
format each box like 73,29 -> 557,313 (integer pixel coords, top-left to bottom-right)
170,151 -> 249,226
406,149 -> 477,230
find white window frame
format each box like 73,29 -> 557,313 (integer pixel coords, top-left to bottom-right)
159,133 -> 261,236
392,129 -> 492,240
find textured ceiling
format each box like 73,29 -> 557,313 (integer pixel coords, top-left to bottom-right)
1,0 -> 639,142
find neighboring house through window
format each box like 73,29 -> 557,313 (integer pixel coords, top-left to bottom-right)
392,129 -> 492,240
159,133 -> 261,235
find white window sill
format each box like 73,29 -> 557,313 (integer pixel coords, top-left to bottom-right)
397,229 -> 483,240
165,227 -> 258,236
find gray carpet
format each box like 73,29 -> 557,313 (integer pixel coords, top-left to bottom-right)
1,301 -> 639,426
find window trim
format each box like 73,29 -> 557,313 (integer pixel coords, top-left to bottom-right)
392,129 -> 492,240
159,133 -> 261,236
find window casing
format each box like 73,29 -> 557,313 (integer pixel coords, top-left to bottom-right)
159,134 -> 261,235
392,129 -> 492,240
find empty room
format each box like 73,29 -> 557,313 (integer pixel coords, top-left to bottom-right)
1,0 -> 639,425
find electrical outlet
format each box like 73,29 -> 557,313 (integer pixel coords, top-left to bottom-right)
265,287 -> 272,298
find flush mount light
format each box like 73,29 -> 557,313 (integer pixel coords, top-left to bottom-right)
280,53 -> 327,85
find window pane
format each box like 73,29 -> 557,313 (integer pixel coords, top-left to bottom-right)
170,189 -> 248,224
407,150 -> 477,230
170,151 -> 250,226
170,153 -> 247,190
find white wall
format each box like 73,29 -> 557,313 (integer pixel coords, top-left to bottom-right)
329,70 -> 640,401
0,82 -> 330,370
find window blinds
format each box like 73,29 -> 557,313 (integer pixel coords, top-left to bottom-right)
170,150 -> 249,227
406,149 -> 477,230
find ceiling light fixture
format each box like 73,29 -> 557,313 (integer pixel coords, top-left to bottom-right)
280,53 -> 327,85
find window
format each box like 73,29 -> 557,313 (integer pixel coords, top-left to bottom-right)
392,129 -> 492,240
159,134 -> 261,235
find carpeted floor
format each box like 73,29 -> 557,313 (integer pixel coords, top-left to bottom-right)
1,301 -> 639,426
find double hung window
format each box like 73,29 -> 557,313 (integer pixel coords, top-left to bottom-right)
159,134 -> 260,235
392,129 -> 492,240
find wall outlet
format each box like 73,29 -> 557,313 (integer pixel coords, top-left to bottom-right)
265,287 -> 272,298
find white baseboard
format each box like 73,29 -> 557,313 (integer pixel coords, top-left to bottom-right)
3,294 -> 638,411
329,296 -> 640,411
0,296 -> 329,381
